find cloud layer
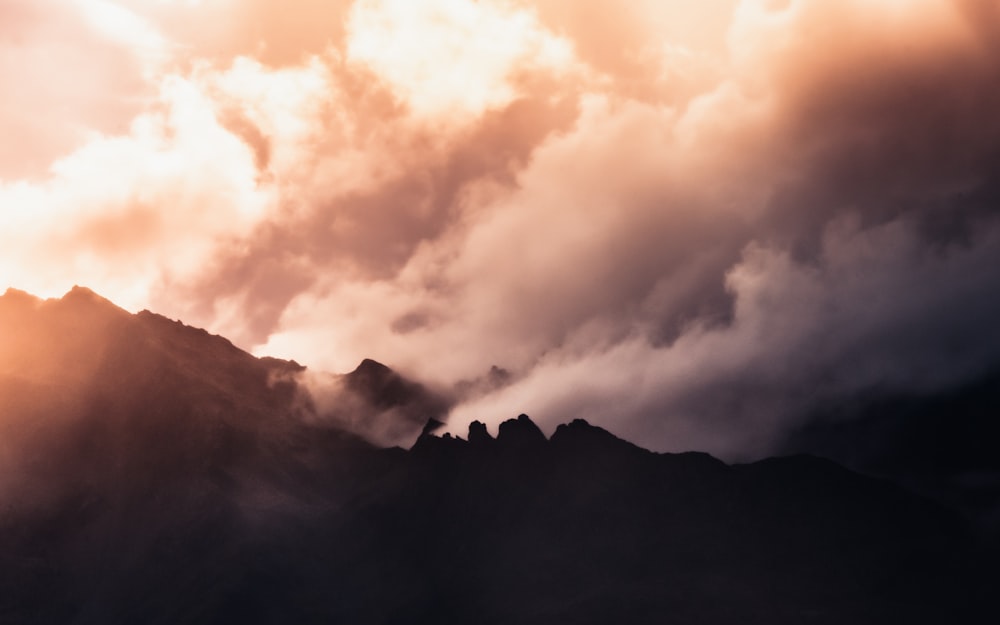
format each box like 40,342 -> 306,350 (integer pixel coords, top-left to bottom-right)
3,0 -> 999,457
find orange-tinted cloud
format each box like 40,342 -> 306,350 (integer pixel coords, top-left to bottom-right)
0,0 -> 161,178
3,0 -> 1000,457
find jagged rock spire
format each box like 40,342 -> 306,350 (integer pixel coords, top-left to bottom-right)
497,414 -> 546,448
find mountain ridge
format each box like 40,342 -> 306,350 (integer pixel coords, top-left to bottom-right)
0,286 -> 443,447
0,287 -> 996,624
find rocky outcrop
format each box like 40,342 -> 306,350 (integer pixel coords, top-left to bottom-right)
467,420 -> 494,445
496,413 -> 547,449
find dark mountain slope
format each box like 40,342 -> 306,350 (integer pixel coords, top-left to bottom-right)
0,288 -> 996,624
0,287 -> 439,544
396,421 -> 990,625
0,286 -> 440,456
782,367 -> 1000,534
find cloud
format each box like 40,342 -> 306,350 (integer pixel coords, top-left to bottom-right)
3,0 -> 1000,457
447,215 -> 1000,458
0,0 -> 162,178
116,0 -> 356,67
346,0 -> 576,118
0,67 -> 273,308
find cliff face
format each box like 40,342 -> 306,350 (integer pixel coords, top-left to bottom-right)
0,288 -> 995,624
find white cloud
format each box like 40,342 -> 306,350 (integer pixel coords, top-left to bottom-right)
346,0 -> 575,118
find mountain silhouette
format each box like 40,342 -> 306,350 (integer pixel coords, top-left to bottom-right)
0,285 -> 443,449
782,368 -> 1000,535
0,288 -> 996,624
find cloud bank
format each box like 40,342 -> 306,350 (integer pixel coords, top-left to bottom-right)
2,0 -> 999,457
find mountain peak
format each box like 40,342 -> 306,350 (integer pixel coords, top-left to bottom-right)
497,414 -> 546,448
0,287 -> 40,308
2,286 -> 34,298
550,418 -> 647,457
2,286 -> 126,319
552,418 -> 617,441
352,358 -> 393,379
468,420 -> 494,444
67,284 -> 97,296
58,285 -> 129,318
63,284 -> 107,302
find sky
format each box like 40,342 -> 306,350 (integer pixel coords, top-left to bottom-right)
2,0 -> 999,458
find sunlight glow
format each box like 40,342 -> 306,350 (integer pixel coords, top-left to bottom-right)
346,0 -> 574,117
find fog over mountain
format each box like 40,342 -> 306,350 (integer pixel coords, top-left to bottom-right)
0,286 -> 446,460
3,0 -> 1000,460
0,287 -> 997,623
3,3 -> 1000,617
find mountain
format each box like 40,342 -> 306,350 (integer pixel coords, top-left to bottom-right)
0,285 -> 443,450
0,288 -> 997,624
781,369 -> 1000,534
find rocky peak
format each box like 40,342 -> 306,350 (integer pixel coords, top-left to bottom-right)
352,358 -> 393,378
1,286 -> 39,304
497,414 -> 547,448
0,288 -> 40,321
549,418 -> 650,462
61,285 -> 128,315
552,418 -> 626,445
346,358 -> 408,406
468,420 -> 494,445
